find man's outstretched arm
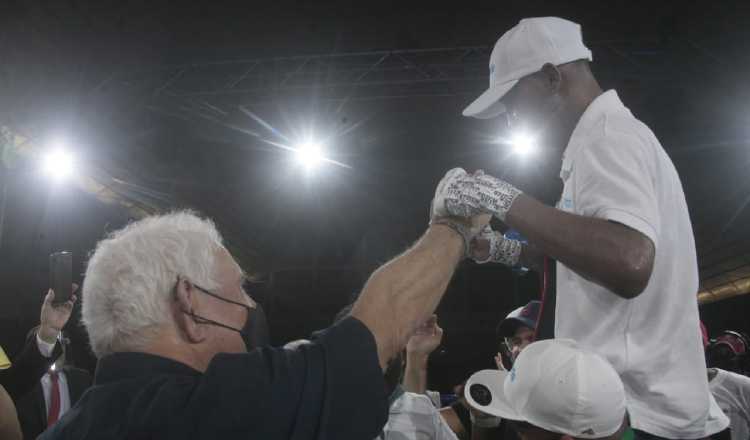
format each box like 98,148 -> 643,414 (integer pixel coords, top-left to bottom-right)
351,224 -> 465,370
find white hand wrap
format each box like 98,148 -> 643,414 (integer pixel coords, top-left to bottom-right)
433,169 -> 522,221
431,168 -> 473,219
471,225 -> 522,267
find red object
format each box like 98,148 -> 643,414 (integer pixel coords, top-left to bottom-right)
700,321 -> 709,349
533,256 -> 550,341
716,331 -> 748,356
47,371 -> 61,427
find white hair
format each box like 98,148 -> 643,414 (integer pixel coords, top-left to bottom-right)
82,211 -> 224,358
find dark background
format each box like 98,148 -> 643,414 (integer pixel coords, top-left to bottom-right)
1,0 -> 749,391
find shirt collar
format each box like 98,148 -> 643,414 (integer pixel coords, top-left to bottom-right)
560,89 -> 624,180
94,352 -> 201,384
42,369 -> 66,384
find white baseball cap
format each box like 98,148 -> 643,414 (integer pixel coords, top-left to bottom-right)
465,339 -> 626,439
463,17 -> 593,119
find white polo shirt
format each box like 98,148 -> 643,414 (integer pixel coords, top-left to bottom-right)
554,90 -> 729,439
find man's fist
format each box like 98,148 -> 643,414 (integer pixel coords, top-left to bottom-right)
431,169 -> 495,258
406,315 -> 444,356
432,168 -> 523,222
38,284 -> 78,344
431,168 -> 471,220
469,225 -> 522,267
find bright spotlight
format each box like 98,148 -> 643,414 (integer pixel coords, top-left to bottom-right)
295,141 -> 323,168
42,149 -> 75,181
509,132 -> 536,157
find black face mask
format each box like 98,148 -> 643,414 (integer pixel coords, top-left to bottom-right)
242,303 -> 269,349
182,283 -> 271,351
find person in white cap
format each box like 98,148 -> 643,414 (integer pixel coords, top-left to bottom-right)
465,301 -> 544,437
466,339 -> 629,440
431,16 -> 729,440
496,300 -> 541,367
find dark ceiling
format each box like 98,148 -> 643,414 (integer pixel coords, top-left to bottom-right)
1,0 -> 750,384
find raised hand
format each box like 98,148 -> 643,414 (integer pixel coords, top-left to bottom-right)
38,284 -> 78,344
470,225 -> 522,267
432,168 -> 523,222
406,315 -> 444,356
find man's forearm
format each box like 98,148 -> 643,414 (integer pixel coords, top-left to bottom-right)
351,225 -> 464,369
403,352 -> 429,394
506,195 -> 654,298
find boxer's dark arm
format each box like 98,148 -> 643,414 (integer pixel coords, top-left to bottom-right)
506,195 -> 654,299
519,243 -> 544,272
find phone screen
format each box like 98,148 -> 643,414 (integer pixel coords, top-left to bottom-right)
49,251 -> 72,305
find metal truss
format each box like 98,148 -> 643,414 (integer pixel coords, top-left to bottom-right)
122,46 -> 492,100
108,39 -> 690,108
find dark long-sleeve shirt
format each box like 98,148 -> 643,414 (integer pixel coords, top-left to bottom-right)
42,317 -> 388,440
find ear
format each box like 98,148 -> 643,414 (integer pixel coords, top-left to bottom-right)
173,277 -> 208,344
539,63 -> 562,93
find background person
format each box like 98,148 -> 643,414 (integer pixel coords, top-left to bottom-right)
16,331 -> 92,439
0,288 -> 77,402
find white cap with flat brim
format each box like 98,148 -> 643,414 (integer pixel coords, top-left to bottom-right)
466,369 -> 522,420
463,17 -> 593,119
465,339 -> 626,439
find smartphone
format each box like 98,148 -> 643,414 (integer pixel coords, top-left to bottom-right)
50,251 -> 73,305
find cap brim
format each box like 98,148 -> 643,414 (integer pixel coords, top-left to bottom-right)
462,79 -> 518,119
465,370 -> 524,421
497,317 -> 536,338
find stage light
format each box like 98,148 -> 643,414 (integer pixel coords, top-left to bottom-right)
42,148 -> 75,181
295,141 -> 323,169
509,131 -> 536,157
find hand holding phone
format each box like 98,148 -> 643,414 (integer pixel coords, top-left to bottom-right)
38,252 -> 78,344
38,285 -> 78,344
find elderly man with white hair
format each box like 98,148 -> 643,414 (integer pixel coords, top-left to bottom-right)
41,173 -> 490,440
